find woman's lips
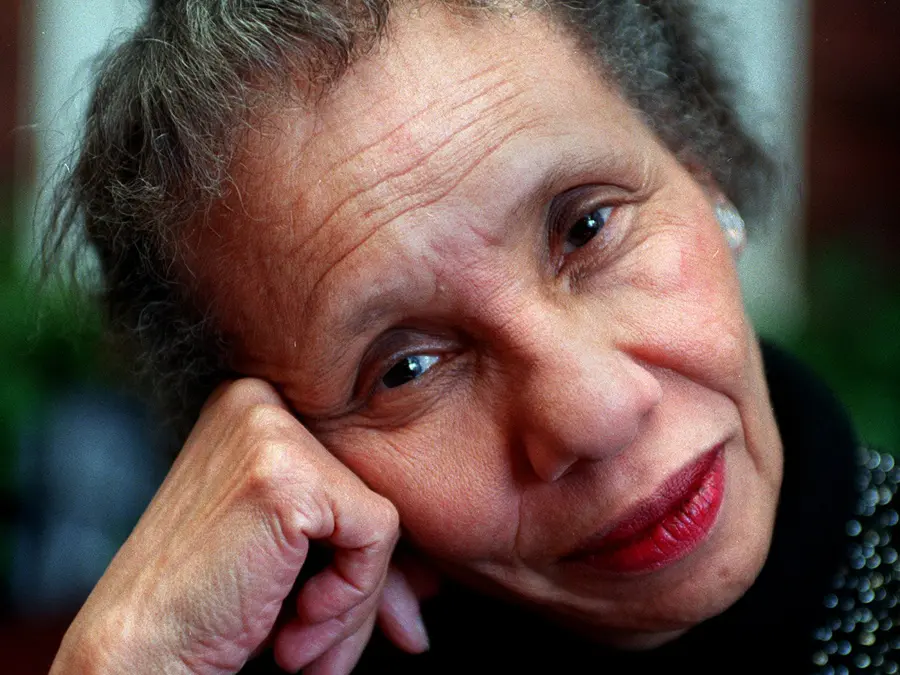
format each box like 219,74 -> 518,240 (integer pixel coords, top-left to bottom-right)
565,444 -> 726,575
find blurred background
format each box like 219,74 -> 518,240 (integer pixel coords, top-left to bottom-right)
0,0 -> 898,672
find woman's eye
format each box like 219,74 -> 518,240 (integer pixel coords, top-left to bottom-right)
563,206 -> 613,254
381,354 -> 440,389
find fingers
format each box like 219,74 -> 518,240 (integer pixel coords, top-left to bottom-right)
306,612 -> 377,675
254,410 -> 404,672
201,381 -> 418,671
273,595 -> 379,673
377,566 -> 430,654
276,559 -> 430,672
54,377 -> 419,674
275,610 -> 378,675
297,535 -> 396,624
293,456 -> 400,624
276,493 -> 399,670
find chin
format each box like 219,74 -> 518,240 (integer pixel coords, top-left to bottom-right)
562,461 -> 776,648
564,554 -> 765,651
593,627 -> 690,651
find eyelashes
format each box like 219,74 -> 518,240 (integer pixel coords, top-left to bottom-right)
380,354 -> 440,389
356,197 -> 620,400
561,205 -> 613,255
354,332 -> 454,401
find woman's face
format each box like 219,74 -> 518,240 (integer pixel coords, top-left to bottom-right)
193,7 -> 783,647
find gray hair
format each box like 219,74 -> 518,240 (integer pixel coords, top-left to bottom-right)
46,0 -> 771,439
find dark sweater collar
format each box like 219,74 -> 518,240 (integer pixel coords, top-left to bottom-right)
649,340 -> 861,670
730,339 -> 860,626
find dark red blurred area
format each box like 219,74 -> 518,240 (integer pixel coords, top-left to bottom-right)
0,0 -> 21,189
808,1 -> 900,261
0,615 -> 74,674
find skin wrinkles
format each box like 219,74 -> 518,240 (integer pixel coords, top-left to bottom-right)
207,64 -> 528,333
224,127 -> 648,387
302,112 -> 538,285
293,130 -> 595,396
292,66 -> 530,262
302,114 -> 542,340
198,7 -> 784,648
233,77 -> 543,382
311,57 -> 514,194
305,139 -> 643,366
308,135 -> 655,366
310,84 -> 519,261
311,59 -> 519,231
355,90 -> 534,226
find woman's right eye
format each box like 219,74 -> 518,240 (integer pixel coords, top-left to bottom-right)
562,205 -> 613,255
381,354 -> 440,389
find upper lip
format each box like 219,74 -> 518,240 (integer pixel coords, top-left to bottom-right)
565,443 -> 725,557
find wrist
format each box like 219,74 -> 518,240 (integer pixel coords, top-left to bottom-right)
50,606 -> 190,675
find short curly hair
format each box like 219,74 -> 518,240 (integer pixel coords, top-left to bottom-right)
46,0 -> 771,440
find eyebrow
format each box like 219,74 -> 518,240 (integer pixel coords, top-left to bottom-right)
309,142 -> 637,356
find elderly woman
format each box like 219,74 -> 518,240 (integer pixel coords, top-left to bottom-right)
46,1 -> 893,674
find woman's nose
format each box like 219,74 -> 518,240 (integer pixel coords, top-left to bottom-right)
514,333 -> 663,483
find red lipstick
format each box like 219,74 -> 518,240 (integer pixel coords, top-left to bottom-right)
567,445 -> 726,575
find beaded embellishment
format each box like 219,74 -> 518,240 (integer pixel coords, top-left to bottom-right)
811,449 -> 900,674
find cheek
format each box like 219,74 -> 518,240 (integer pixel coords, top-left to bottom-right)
609,208 -> 782,482
319,419 -> 520,561
610,210 -> 751,392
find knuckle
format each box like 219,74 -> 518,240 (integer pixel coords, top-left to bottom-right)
220,378 -> 283,413
249,450 -> 317,553
372,495 -> 401,539
243,443 -> 328,548
241,402 -> 290,435
245,440 -> 299,494
227,402 -> 299,453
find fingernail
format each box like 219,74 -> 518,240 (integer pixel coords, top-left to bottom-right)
411,614 -> 430,652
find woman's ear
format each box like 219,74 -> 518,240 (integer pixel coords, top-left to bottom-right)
713,196 -> 747,256
682,160 -> 747,257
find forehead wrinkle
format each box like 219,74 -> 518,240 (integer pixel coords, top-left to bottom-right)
289,70 -> 539,328
229,81 -> 534,364
234,13 -> 608,373
310,57 -> 515,192
278,59 -> 518,262
304,88 -> 533,280
356,85 -> 531,222
304,68 -> 524,253
302,114 -> 543,347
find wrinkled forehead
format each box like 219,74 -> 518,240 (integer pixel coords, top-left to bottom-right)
188,5 -> 650,359
232,6 -> 607,218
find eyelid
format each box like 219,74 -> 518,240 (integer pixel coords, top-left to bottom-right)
375,353 -> 441,392
546,185 -> 623,268
355,330 -> 454,400
548,186 -> 617,238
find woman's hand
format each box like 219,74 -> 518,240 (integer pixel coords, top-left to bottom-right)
49,379 -> 429,675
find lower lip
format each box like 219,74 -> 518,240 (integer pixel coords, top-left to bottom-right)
575,449 -> 726,575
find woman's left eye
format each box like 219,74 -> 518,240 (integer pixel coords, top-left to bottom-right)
381,354 -> 440,389
562,205 -> 613,255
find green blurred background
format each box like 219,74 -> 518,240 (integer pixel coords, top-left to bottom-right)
0,0 -> 898,672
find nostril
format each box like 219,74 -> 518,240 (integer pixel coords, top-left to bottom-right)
523,443 -> 580,483
543,456 -> 579,483
513,345 -> 664,483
